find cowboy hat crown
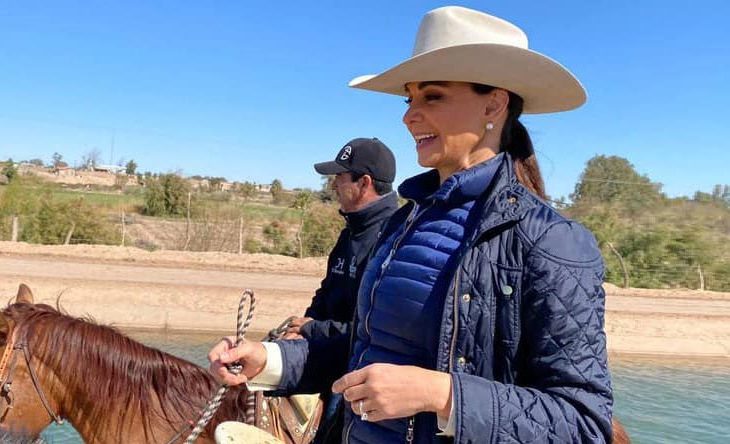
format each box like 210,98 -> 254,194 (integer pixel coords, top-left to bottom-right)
349,6 -> 586,114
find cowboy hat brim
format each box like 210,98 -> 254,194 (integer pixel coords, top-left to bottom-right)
349,43 -> 586,114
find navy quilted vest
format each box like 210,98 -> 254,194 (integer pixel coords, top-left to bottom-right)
344,155 -> 503,444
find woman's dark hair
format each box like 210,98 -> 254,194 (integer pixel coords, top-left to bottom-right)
471,83 -> 546,199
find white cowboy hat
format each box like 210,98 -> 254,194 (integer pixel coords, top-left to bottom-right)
349,6 -> 586,114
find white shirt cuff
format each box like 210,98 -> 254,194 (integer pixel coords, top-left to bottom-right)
245,341 -> 283,391
436,385 -> 456,436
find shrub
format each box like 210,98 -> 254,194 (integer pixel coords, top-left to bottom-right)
143,174 -> 191,217
300,202 -> 343,257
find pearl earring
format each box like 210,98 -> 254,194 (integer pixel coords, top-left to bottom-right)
485,122 -> 494,131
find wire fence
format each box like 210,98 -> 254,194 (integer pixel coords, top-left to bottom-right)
1,182 -> 729,291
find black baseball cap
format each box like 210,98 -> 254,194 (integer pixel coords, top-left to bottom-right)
314,138 -> 396,183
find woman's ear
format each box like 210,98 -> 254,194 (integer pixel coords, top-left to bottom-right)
484,89 -> 510,120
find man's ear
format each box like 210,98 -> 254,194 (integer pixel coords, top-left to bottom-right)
359,175 -> 374,194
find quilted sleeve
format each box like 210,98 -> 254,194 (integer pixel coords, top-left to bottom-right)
453,220 -> 613,443
300,319 -> 350,342
273,329 -> 351,396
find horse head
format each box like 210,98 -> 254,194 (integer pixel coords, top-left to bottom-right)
0,284 -> 253,444
0,284 -> 62,438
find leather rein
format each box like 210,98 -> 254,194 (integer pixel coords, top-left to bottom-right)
0,329 -> 64,425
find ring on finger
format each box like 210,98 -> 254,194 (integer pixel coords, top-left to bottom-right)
358,400 -> 369,421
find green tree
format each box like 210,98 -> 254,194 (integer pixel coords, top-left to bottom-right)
300,202 -> 343,257
0,179 -> 118,245
571,155 -> 664,213
319,175 -> 336,202
1,159 -> 17,183
262,220 -> 294,255
237,181 -> 257,200
52,152 -> 64,168
292,190 -> 314,257
125,159 -> 138,175
270,179 -> 284,204
142,174 -> 191,217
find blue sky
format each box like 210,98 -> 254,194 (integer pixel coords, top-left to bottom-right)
1,1 -> 728,200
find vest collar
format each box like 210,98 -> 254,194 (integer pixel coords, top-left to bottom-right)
399,153 -> 505,206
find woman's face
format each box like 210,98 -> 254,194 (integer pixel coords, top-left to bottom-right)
402,81 -> 501,180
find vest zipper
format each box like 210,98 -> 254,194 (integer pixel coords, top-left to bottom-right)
448,270 -> 461,372
405,416 -> 415,443
363,200 -> 426,337
345,201 -> 431,444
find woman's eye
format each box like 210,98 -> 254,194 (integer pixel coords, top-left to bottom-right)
425,94 -> 442,101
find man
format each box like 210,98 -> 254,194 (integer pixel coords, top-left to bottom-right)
285,137 -> 399,342
211,139 -> 397,444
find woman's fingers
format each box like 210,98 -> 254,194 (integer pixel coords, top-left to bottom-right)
207,336 -> 236,363
207,339 -> 268,384
210,360 -> 249,386
332,367 -> 368,394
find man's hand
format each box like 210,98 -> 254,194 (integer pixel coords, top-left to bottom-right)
284,316 -> 313,336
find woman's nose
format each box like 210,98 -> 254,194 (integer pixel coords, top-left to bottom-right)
402,105 -> 420,126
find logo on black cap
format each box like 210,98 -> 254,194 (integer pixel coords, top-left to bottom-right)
313,137 -> 396,184
339,146 -> 352,161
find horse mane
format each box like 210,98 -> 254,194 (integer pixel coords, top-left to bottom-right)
3,302 -> 247,442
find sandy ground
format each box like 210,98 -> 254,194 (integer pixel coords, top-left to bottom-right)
1,241 -> 729,361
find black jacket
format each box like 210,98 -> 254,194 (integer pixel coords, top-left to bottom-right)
300,192 -> 399,341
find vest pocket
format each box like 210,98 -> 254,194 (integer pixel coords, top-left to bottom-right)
491,263 -> 522,380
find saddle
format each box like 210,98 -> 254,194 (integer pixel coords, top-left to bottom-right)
248,392 -> 323,444
243,319 -> 324,444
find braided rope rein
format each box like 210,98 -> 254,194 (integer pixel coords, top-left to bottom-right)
183,289 -> 256,444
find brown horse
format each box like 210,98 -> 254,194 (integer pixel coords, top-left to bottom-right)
0,285 -> 630,443
0,284 -> 248,443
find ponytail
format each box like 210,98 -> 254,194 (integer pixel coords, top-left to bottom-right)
472,84 -> 546,199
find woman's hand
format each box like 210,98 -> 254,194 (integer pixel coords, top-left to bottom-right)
332,364 -> 452,422
207,336 -> 268,386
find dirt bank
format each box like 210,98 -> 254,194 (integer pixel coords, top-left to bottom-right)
1,241 -> 728,360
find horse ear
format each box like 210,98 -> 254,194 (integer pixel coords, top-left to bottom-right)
16,284 -> 34,305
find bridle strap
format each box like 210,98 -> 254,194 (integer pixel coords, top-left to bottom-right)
19,344 -> 64,425
0,331 -> 17,383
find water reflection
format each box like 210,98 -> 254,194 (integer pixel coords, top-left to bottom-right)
43,331 -> 730,444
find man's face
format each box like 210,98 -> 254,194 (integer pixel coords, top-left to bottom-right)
332,172 -> 362,212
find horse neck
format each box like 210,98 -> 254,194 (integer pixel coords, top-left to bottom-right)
26,315 -> 242,443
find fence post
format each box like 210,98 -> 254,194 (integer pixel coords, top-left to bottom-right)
607,241 -> 630,288
121,210 -> 126,247
698,264 -> 705,291
11,215 -> 18,242
238,216 -> 244,255
64,222 -> 76,245
184,191 -> 191,250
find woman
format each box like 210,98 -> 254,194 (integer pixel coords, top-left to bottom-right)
210,6 -> 613,443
